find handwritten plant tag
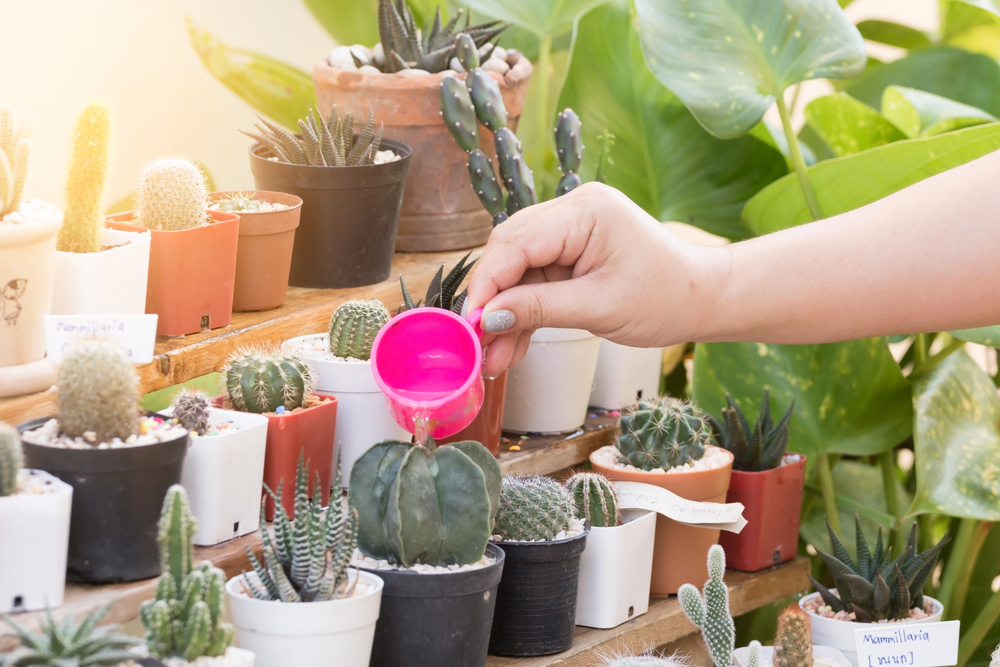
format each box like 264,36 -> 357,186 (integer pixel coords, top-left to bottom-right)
854,620 -> 959,667
613,481 -> 747,533
44,314 -> 158,364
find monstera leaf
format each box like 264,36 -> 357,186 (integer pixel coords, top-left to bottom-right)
910,350 -> 1000,520
804,93 -> 905,157
881,86 -> 996,138
632,0 -> 866,139
557,1 -> 786,239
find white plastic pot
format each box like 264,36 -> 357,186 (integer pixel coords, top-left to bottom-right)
0,470 -> 72,612
799,593 -> 945,667
575,509 -> 656,629
226,570 -> 384,667
734,644 -> 852,667
502,328 -> 601,434
164,407 -> 269,547
589,340 -> 662,410
51,227 -> 151,315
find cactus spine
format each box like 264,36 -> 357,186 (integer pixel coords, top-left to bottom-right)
748,641 -> 763,667
678,545 -> 735,667
328,299 -> 390,361
494,475 -> 577,542
140,485 -> 234,660
565,472 -> 619,528
224,346 -> 315,414
171,388 -> 211,436
618,397 -> 712,471
134,157 -> 208,231
59,101 -> 113,253
57,339 -> 139,443
0,105 -> 32,218
554,109 -> 583,197
0,422 -> 22,497
774,605 -> 813,667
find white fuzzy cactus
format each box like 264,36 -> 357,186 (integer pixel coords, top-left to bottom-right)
748,641 -> 762,667
134,157 -> 208,231
678,545 -> 735,667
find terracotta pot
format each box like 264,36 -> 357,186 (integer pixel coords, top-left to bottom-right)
208,191 -> 302,312
590,448 -> 734,597
719,455 -> 806,572
312,58 -> 533,252
107,211 -> 240,336
440,371 -> 507,456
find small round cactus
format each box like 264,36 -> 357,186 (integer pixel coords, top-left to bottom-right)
565,472 -> 619,528
58,339 -> 139,443
328,299 -> 390,361
134,157 -> 208,231
0,422 -> 23,497
223,346 -> 315,414
617,397 -> 713,471
171,389 -> 211,436
494,475 -> 577,542
214,196 -> 261,213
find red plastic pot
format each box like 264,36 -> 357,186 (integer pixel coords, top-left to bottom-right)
440,371 -> 508,456
719,455 -> 807,572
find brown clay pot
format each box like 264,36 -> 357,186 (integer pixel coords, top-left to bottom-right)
590,448 -> 734,597
107,211 -> 239,337
719,455 -> 806,572
440,370 -> 508,456
312,57 -> 533,252
207,191 -> 302,312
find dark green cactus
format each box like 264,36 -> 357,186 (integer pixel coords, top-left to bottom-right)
57,338 -> 139,444
454,33 -> 480,72
3,603 -> 139,667
223,346 -> 315,414
440,76 -> 480,152
467,149 -> 506,225
399,251 -> 477,315
565,472 -> 619,528
555,109 -> 583,175
678,545 -> 735,667
708,390 -> 794,472
0,422 -> 21,497
350,437 -> 501,567
556,172 -> 582,197
171,388 -> 211,436
467,69 -> 507,132
494,475 -> 577,542
328,299 -> 390,361
617,397 -> 713,471
495,128 -> 536,214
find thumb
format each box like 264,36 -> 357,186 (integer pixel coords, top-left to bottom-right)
481,277 -> 597,335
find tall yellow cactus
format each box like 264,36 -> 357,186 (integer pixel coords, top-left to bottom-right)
0,105 -> 33,218
59,102 -> 113,253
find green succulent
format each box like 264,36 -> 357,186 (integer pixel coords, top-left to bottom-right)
242,106 -> 383,167
565,472 -> 619,528
328,299 -> 390,361
494,475 -> 577,542
617,397 -> 713,471
708,390 -> 794,472
678,545 -> 734,667
2,603 -> 139,667
399,251 -> 476,315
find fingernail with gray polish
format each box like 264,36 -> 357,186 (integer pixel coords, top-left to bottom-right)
483,310 -> 515,333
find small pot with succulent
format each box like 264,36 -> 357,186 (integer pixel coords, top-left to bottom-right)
569,472 -> 656,629
710,390 -> 805,572
245,106 -> 410,289
590,396 -> 735,596
283,299 -> 407,486
220,346 -> 337,521
488,475 -> 590,657
53,101 -> 151,316
18,338 -> 189,582
349,433 -> 504,667
2,602 -> 140,666
226,457 -> 383,667
161,389 -> 269,547
0,422 -> 72,613
106,156 -> 240,336
734,605 -> 853,667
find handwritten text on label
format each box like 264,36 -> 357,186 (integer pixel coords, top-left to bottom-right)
854,620 -> 959,667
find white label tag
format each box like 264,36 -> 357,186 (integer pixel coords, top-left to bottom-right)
613,481 -> 747,533
854,620 -> 959,667
44,315 -> 158,364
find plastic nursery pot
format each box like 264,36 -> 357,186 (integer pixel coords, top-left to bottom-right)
208,190 -> 302,312
589,340 -> 663,410
591,448 -> 734,597
18,415 -> 189,583
575,510 -> 656,629
734,644 -> 853,667
440,370 -> 508,456
312,57 -> 533,252
0,471 -> 72,613
107,210 -> 240,336
489,529 -> 590,657
226,570 -> 384,667
800,593 -> 945,667
362,543 -> 505,667
51,226 -> 151,315
248,139 -> 411,290
719,454 -> 807,572
502,328 -> 601,435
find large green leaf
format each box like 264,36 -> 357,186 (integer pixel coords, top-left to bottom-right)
463,0 -> 608,38
743,122 -> 1000,235
303,0 -> 448,46
633,0 -> 866,139
804,93 -> 905,157
750,119 -> 817,167
856,20 -> 933,49
558,1 -> 787,240
959,524 -> 1000,667
949,326 -> 1000,346
943,1 -> 1000,59
691,339 -> 913,462
952,0 -> 1000,17
187,20 -> 315,130
910,350 -> 1000,520
881,86 -> 996,138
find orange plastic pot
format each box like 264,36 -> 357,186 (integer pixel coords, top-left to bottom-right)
107,211 -> 239,336
719,455 -> 806,572
440,371 -> 508,456
208,191 -> 302,312
591,448 -> 733,597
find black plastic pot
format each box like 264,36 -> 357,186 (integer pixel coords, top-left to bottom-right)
362,543 -> 505,667
488,529 -> 590,657
18,415 -> 189,583
248,139 -> 412,289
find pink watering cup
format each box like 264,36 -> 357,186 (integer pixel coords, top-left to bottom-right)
370,307 -> 485,439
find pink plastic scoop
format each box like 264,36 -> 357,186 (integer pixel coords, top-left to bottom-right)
370,307 -> 485,439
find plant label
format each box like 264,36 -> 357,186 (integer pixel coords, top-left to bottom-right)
612,481 -> 747,533
854,620 -> 960,667
44,314 -> 158,363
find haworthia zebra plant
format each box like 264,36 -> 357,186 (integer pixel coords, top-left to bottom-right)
399,251 -> 476,315
2,602 -> 139,666
708,389 -> 795,472
678,545 -> 735,667
241,106 -> 383,167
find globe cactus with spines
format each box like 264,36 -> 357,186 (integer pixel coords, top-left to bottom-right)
0,104 -> 32,218
440,75 -> 480,152
494,128 -> 537,214
677,545 -> 735,667
2,602 -> 139,666
617,397 -> 713,471
554,109 -> 583,197
59,101 -> 113,253
708,389 -> 794,472
565,472 -> 619,528
495,475 -> 577,542
58,339 -> 139,444
466,149 -> 506,225
171,388 -> 211,436
467,68 -> 508,132
134,157 -> 209,231
454,33 -> 480,72
774,605 -> 813,667
0,422 -> 22,497
350,436 -> 501,567
223,346 -> 315,414
328,299 -> 390,361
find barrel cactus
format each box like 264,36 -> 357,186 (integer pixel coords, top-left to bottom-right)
565,472 -> 619,528
494,475 -> 577,542
223,346 -> 315,414
678,545 -> 735,667
709,389 -> 794,472
328,299 -> 390,361
0,422 -> 22,497
774,605 -> 813,667
59,101 -> 113,253
171,388 -> 211,436
554,109 -> 583,197
58,338 -> 139,444
0,105 -> 32,219
350,437 -> 501,567
617,397 -> 713,471
134,157 -> 208,231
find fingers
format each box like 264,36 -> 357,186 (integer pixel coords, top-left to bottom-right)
481,275 -> 602,334
484,330 -> 534,378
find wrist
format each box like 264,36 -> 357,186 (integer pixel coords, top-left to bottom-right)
685,243 -> 735,343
